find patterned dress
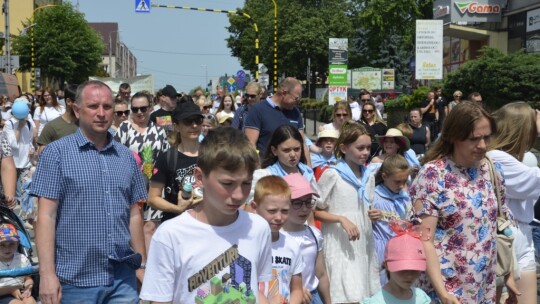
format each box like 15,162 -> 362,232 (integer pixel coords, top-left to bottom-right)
409,157 -> 504,304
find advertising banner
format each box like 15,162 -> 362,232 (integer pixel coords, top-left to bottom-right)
90,74 -> 155,95
382,69 -> 395,90
329,38 -> 348,65
415,20 -> 443,80
328,65 -> 348,86
328,85 -> 347,105
527,7 -> 540,33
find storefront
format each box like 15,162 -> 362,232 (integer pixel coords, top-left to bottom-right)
433,0 -> 507,75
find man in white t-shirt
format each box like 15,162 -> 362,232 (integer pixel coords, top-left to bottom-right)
140,127 -> 273,303
251,175 -> 305,303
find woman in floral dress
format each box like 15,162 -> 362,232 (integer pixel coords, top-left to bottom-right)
409,102 -> 509,304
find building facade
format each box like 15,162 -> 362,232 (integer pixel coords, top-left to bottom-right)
89,22 -> 137,79
433,0 -> 540,76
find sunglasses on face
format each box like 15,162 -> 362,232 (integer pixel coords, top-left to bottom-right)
182,116 -> 204,126
335,113 -> 349,118
360,98 -> 371,102
454,95 -> 462,98
363,109 -> 374,114
131,106 -> 149,114
246,94 -> 257,99
115,110 -> 130,117
291,198 -> 316,210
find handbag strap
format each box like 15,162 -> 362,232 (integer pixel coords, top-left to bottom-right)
486,157 -> 505,219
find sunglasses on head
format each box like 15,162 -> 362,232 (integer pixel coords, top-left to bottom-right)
131,106 -> 149,114
115,110 -> 130,117
182,116 -> 204,126
203,114 -> 217,122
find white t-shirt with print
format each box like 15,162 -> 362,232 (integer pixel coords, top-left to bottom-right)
140,210 -> 273,304
264,232 -> 305,303
33,106 -> 65,136
282,225 -> 323,292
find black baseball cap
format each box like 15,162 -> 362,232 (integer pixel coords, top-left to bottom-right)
162,85 -> 179,98
172,101 -> 203,123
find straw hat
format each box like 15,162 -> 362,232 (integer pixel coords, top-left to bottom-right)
376,128 -> 410,151
316,129 -> 339,145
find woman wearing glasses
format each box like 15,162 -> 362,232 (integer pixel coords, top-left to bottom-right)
360,101 -> 387,159
110,101 -> 130,135
448,90 -> 463,112
33,87 -> 65,137
114,92 -> 170,254
320,101 -> 351,133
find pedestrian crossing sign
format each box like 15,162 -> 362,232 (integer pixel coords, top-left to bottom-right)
135,0 -> 150,13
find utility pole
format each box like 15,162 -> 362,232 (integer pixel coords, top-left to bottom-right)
3,0 -> 10,74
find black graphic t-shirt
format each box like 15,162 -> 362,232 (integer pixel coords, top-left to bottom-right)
152,148 -> 197,221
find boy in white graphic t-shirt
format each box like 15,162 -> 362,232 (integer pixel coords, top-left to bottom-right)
140,127 -> 273,303
251,175 -> 305,303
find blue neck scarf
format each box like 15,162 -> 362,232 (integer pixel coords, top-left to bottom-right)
332,159 -> 366,206
375,184 -> 410,219
267,161 -> 314,182
311,153 -> 337,168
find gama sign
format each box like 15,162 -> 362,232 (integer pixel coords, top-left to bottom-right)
455,1 -> 501,15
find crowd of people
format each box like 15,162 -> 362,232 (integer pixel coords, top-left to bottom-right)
0,79 -> 537,304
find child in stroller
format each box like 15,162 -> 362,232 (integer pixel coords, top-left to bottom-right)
0,206 -> 38,304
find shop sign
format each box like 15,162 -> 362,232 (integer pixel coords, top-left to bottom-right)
527,8 -> 540,33
455,1 -> 501,15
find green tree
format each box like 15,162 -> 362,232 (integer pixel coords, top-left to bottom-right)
12,3 -> 104,84
352,0 -> 433,88
444,47 -> 540,109
227,0 -> 355,83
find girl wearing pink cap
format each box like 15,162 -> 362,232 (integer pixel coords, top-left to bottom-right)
362,221 -> 431,304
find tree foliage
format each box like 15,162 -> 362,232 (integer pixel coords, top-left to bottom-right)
12,3 -> 104,84
443,47 -> 540,109
227,0 -> 433,90
227,0 -> 355,81
352,0 -> 433,88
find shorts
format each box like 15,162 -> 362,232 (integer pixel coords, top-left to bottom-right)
512,221 -> 536,272
143,204 -> 162,221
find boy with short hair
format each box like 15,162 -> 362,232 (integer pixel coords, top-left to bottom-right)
140,127 -> 273,303
251,175 -> 305,304
0,224 -> 35,304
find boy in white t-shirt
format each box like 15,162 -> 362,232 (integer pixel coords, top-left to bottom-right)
251,175 -> 305,304
140,127 -> 273,304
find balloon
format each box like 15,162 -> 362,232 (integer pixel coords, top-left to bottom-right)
11,101 -> 29,120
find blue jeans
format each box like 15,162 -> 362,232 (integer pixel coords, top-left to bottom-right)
61,262 -> 138,304
531,221 -> 540,263
309,289 -> 323,304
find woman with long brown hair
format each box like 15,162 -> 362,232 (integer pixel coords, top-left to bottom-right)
33,87 -> 64,137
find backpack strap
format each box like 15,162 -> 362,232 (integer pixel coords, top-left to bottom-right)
305,225 -> 319,251
167,147 -> 179,178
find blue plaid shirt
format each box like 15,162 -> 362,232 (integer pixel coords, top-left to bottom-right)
231,104 -> 249,131
30,129 -> 147,287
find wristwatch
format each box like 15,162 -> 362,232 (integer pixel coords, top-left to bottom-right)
139,262 -> 146,269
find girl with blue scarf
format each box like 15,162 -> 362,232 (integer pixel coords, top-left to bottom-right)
314,121 -> 380,303
365,154 -> 412,286
245,125 -> 321,209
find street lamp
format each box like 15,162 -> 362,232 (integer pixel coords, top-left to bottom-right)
108,30 -> 121,77
31,4 -> 57,91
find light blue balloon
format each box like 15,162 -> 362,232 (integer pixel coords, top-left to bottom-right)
12,102 -> 29,120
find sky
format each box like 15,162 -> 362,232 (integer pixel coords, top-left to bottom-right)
69,0 -> 245,93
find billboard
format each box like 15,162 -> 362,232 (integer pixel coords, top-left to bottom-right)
416,20 -> 443,80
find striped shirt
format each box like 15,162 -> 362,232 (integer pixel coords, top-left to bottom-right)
31,129 -> 147,286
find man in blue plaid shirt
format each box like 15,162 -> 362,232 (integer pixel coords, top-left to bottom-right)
31,80 -> 147,304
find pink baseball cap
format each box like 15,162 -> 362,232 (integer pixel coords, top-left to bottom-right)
283,173 -> 319,200
385,234 -> 426,272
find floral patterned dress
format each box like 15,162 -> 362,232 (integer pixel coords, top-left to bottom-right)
409,157 -> 505,304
